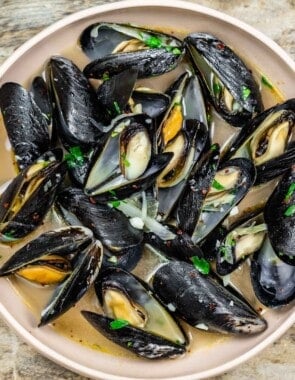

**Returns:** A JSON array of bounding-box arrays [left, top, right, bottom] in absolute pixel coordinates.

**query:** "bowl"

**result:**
[[0, 1, 294, 379]]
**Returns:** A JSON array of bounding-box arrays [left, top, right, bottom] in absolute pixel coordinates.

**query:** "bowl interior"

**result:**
[[0, 2, 294, 380]]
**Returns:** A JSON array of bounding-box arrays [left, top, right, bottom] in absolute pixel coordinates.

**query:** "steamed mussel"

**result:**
[[0, 19, 294, 365]]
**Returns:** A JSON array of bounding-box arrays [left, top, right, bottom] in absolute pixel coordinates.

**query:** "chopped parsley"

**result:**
[[191, 256, 210, 275], [109, 200, 121, 208], [210, 143, 218, 151], [113, 101, 121, 115], [241, 86, 251, 100], [64, 146, 84, 168], [111, 130, 120, 138], [144, 35, 162, 48], [261, 75, 274, 89], [127, 341, 133, 347], [102, 72, 110, 81], [108, 190, 117, 197], [284, 204, 295, 217], [109, 319, 129, 330], [212, 179, 225, 191], [121, 152, 131, 167], [172, 47, 182, 55], [213, 82, 222, 96], [284, 183, 295, 202]]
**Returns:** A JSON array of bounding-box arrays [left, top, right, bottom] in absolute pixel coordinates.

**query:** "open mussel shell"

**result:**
[[192, 157, 256, 244], [176, 144, 220, 235], [0, 149, 66, 243], [46, 56, 104, 150], [223, 99, 295, 167], [0, 82, 50, 170], [152, 261, 267, 334], [215, 214, 267, 275], [264, 165, 295, 265], [81, 23, 184, 79], [82, 312, 185, 359], [251, 236, 295, 307], [84, 114, 173, 201], [101, 244, 143, 272], [96, 68, 138, 124], [85, 267, 187, 358], [40, 239, 103, 326], [131, 88, 170, 121], [0, 226, 93, 278], [184, 33, 262, 127], [57, 187, 143, 255]]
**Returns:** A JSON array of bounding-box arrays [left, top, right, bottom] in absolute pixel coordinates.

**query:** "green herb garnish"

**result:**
[[109, 200, 121, 208], [144, 35, 162, 48], [213, 82, 222, 95], [108, 189, 117, 197], [284, 204, 295, 217], [113, 101, 121, 115], [191, 256, 210, 275], [127, 341, 133, 347], [261, 75, 274, 89], [172, 47, 182, 55], [64, 146, 84, 168], [102, 72, 110, 81], [121, 153, 131, 167], [109, 319, 129, 330], [284, 183, 295, 202], [212, 179, 225, 191], [210, 143, 218, 151], [241, 86, 251, 100], [111, 130, 119, 138]]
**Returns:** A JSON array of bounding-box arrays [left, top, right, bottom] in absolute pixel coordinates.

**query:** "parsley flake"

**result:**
[[144, 35, 162, 48], [241, 86, 251, 100], [113, 101, 121, 115], [102, 72, 110, 81], [64, 146, 84, 168], [212, 179, 225, 191], [284, 183, 295, 202], [284, 204, 295, 217], [127, 341, 133, 347], [121, 153, 131, 167], [109, 319, 129, 330], [172, 47, 182, 55], [213, 82, 222, 95], [191, 256, 210, 275], [261, 75, 273, 89]]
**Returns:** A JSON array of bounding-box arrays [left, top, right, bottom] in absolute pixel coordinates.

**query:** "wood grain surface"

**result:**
[[0, 1, 294, 379]]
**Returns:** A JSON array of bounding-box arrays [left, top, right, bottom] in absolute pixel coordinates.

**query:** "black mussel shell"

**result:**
[[96, 68, 138, 124], [215, 214, 267, 275], [80, 22, 184, 60], [152, 261, 267, 334], [264, 165, 295, 265], [57, 187, 143, 254], [223, 98, 295, 164], [131, 89, 170, 121], [0, 226, 93, 276], [192, 157, 256, 244], [0, 149, 66, 242], [30, 76, 52, 125], [39, 239, 103, 326], [94, 267, 187, 349], [251, 236, 295, 307], [176, 143, 220, 235], [0, 82, 50, 170], [185, 33, 262, 127], [46, 56, 104, 149], [81, 312, 185, 359], [101, 244, 143, 272], [84, 48, 183, 80]]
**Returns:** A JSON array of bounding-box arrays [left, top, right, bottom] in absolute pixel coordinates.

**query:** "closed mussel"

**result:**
[[82, 23, 185, 79], [0, 82, 50, 170], [81, 267, 187, 359], [152, 261, 267, 334]]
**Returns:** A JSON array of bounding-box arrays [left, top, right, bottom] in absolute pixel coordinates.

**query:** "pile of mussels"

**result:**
[[0, 23, 295, 359]]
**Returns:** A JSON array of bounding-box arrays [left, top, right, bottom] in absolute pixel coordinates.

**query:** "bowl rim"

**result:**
[[0, 1, 294, 379]]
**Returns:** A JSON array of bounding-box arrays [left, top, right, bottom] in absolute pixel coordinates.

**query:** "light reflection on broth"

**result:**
[[0, 27, 286, 358]]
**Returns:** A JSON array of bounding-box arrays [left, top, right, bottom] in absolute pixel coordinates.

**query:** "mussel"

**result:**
[[0, 149, 66, 242], [152, 261, 267, 334], [82, 267, 187, 359], [81, 23, 185, 79], [0, 226, 103, 325], [0, 82, 50, 170], [185, 33, 263, 127]]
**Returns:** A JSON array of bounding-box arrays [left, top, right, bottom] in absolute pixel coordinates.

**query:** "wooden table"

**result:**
[[0, 1, 294, 379]]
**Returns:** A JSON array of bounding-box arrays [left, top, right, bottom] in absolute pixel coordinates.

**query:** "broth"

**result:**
[[0, 26, 286, 359]]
